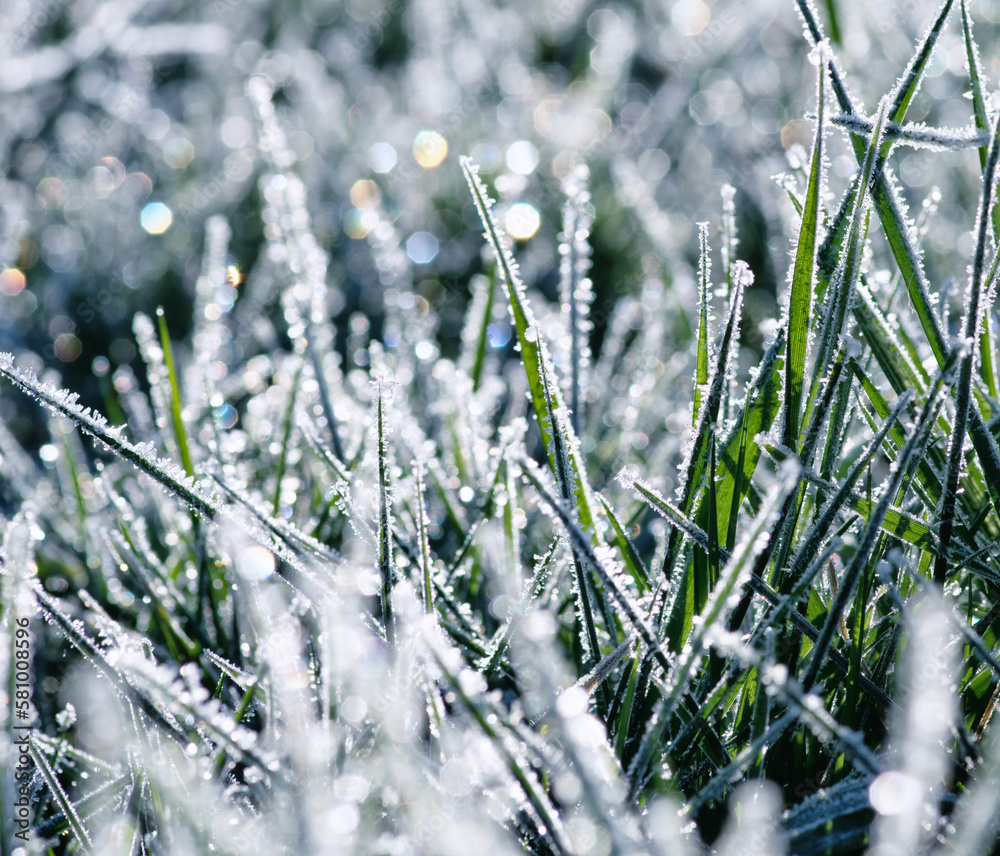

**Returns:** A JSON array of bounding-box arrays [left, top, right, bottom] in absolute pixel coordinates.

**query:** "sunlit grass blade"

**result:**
[[157, 307, 195, 479], [694, 222, 711, 425], [714, 327, 786, 553], [460, 272, 497, 392], [796, 0, 952, 370], [784, 54, 826, 450], [659, 262, 748, 598], [373, 374, 397, 645], [559, 164, 594, 437], [807, 97, 887, 418], [461, 156, 598, 535], [886, 0, 956, 128], [413, 460, 434, 614], [0, 354, 218, 519], [537, 347, 605, 672], [961, 0, 1000, 400], [761, 348, 847, 593]]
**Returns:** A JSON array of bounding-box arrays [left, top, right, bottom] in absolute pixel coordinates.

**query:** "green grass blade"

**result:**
[[628, 471, 794, 791], [783, 390, 913, 591], [804, 368, 952, 689], [461, 156, 598, 536], [599, 495, 650, 595], [886, 0, 956, 128], [414, 460, 434, 614], [30, 737, 93, 853], [725, 387, 752, 553], [659, 262, 748, 587], [707, 435, 720, 588], [462, 272, 497, 392], [961, 0, 1000, 399], [520, 458, 671, 674], [808, 97, 887, 417], [694, 222, 711, 425], [157, 308, 195, 479], [715, 327, 786, 553], [537, 345, 606, 672], [373, 376, 396, 645], [854, 280, 929, 393], [784, 56, 826, 450]]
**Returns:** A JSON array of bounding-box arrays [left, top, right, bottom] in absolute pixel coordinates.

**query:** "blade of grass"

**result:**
[[694, 222, 711, 425], [962, 0, 1000, 401], [598, 495, 650, 595], [659, 262, 748, 599], [461, 156, 598, 536], [373, 375, 396, 646], [271, 356, 303, 517], [785, 54, 826, 450], [157, 308, 195, 479], [628, 470, 796, 793], [30, 737, 93, 853], [807, 97, 887, 421]]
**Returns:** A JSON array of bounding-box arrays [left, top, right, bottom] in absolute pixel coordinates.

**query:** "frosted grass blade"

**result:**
[[694, 222, 711, 425], [808, 97, 887, 415], [30, 737, 93, 852], [559, 164, 594, 437], [157, 308, 195, 479], [785, 55, 826, 450], [461, 156, 599, 536], [373, 375, 397, 646]]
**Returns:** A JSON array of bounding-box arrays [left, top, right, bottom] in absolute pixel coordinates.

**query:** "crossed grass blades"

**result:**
[[5, 1, 1000, 853]]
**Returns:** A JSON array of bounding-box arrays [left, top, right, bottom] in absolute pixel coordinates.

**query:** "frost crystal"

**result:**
[[615, 467, 638, 491]]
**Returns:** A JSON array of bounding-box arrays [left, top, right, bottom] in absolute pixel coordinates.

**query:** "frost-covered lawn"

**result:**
[[3, 1, 1000, 854]]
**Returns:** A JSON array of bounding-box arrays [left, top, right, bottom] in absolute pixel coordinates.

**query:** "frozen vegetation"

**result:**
[[4, 0, 1000, 853]]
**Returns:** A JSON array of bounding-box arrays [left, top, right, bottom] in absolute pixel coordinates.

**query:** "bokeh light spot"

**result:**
[[406, 231, 439, 264], [235, 545, 275, 581], [413, 131, 448, 168], [672, 0, 710, 36], [350, 179, 382, 210], [0, 268, 26, 296], [506, 140, 539, 175], [54, 333, 82, 362], [368, 142, 397, 173], [140, 202, 173, 235], [163, 138, 195, 169], [344, 209, 379, 239], [505, 203, 540, 240]]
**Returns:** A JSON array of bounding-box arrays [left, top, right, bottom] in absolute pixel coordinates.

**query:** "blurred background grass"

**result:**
[[2, 0, 999, 446]]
